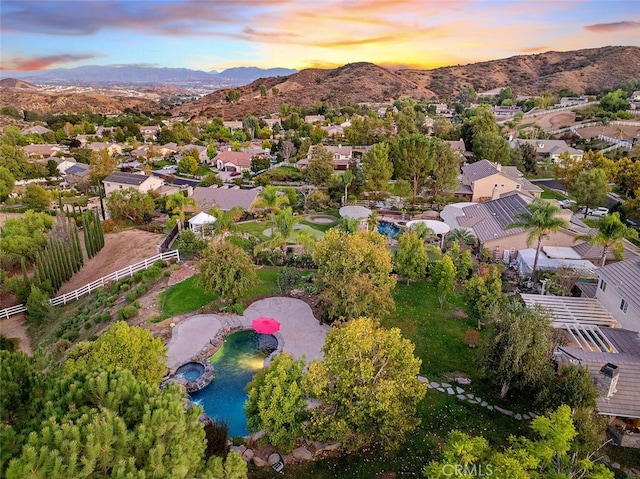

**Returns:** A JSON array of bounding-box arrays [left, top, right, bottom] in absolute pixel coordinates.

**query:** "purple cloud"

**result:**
[[1, 53, 98, 71], [585, 21, 640, 32]]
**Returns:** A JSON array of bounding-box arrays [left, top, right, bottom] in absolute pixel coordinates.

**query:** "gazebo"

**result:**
[[405, 219, 450, 248], [339, 205, 371, 230], [187, 211, 217, 238]]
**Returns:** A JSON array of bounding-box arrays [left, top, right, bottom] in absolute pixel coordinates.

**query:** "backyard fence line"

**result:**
[[0, 250, 180, 320]]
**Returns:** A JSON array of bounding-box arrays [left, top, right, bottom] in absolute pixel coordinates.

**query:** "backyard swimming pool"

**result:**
[[377, 220, 400, 239], [189, 330, 277, 437]]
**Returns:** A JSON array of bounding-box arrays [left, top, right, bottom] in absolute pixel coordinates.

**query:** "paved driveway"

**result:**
[[166, 297, 329, 368]]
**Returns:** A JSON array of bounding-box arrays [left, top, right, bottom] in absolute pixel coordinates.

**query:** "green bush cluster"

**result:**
[[117, 305, 139, 320]]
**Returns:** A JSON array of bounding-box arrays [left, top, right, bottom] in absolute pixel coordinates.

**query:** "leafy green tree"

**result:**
[[574, 211, 638, 266], [106, 188, 156, 224], [520, 142, 538, 174], [197, 240, 258, 301], [339, 169, 353, 206], [89, 148, 118, 185], [614, 156, 640, 196], [445, 241, 474, 280], [198, 173, 223, 187], [2, 356, 245, 479], [25, 284, 52, 323], [506, 198, 567, 279], [424, 405, 613, 479], [393, 133, 434, 200], [312, 229, 396, 322], [427, 139, 460, 198], [430, 255, 457, 308], [21, 184, 51, 211], [226, 89, 240, 103], [394, 231, 428, 284], [166, 192, 198, 228], [0, 166, 15, 201], [65, 321, 166, 385], [361, 142, 393, 192], [536, 363, 599, 411], [304, 145, 334, 186], [569, 168, 609, 216], [473, 131, 510, 164], [178, 155, 199, 175], [253, 185, 289, 212], [0, 211, 53, 266], [305, 317, 426, 451], [245, 353, 306, 452], [482, 301, 554, 398], [250, 155, 271, 174], [599, 89, 629, 113]]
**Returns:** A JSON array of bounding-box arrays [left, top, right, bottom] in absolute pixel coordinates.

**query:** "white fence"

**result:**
[[0, 250, 180, 319], [597, 135, 632, 149]]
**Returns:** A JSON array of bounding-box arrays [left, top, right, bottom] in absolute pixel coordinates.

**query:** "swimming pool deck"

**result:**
[[166, 297, 330, 369]]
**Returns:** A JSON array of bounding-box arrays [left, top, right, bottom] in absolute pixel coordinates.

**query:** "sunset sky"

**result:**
[[1, 0, 638, 72]]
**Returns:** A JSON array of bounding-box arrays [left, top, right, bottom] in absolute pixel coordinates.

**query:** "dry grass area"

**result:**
[[578, 124, 640, 140], [531, 111, 577, 131], [58, 229, 165, 295]]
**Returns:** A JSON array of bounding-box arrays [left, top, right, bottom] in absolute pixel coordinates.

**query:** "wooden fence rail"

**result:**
[[1, 250, 180, 319]]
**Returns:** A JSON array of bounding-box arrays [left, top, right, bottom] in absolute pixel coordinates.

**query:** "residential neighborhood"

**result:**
[[2, 33, 640, 479]]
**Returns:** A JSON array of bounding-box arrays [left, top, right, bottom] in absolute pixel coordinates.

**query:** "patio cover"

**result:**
[[521, 293, 619, 328]]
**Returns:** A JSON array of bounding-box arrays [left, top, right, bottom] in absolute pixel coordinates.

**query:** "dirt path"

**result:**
[[58, 229, 164, 295], [0, 314, 32, 354]]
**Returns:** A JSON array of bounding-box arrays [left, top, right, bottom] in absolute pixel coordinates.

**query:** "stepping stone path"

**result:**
[[421, 377, 538, 421]]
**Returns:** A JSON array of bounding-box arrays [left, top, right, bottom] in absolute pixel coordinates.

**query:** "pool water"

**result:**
[[377, 220, 400, 239], [189, 330, 277, 437], [176, 362, 205, 382]]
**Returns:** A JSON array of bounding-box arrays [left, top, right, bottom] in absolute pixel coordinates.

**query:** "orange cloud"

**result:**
[[585, 21, 640, 32], [1, 54, 97, 71]]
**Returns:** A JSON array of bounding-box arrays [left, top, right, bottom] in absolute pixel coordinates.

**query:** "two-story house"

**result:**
[[457, 160, 542, 202], [595, 259, 640, 332], [297, 145, 353, 171], [103, 171, 164, 197]]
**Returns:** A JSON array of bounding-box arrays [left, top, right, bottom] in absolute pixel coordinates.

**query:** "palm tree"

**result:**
[[506, 198, 568, 278], [340, 170, 353, 206], [367, 211, 379, 232], [166, 192, 197, 231], [209, 206, 244, 236], [253, 185, 289, 212], [254, 207, 296, 259], [445, 228, 476, 249], [574, 212, 638, 266]]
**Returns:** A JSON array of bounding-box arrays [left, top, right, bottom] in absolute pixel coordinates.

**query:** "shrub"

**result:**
[[463, 330, 481, 348], [84, 321, 92, 330], [117, 305, 138, 320], [277, 267, 304, 294], [229, 302, 245, 315], [204, 420, 229, 458]]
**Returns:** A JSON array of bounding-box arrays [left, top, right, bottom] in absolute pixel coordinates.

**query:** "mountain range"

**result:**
[[0, 65, 298, 88]]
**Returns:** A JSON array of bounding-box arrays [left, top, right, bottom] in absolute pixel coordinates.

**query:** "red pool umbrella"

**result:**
[[252, 317, 280, 334]]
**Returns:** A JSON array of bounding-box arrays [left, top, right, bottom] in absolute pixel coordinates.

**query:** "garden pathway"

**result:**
[[417, 376, 539, 421]]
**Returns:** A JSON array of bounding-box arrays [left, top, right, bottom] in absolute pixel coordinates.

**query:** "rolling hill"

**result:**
[[175, 46, 640, 120]]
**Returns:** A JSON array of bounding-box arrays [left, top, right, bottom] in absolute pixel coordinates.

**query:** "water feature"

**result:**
[[377, 220, 400, 239], [189, 330, 277, 437], [176, 362, 205, 382]]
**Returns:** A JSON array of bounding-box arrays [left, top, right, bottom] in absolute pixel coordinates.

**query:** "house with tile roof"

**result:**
[[191, 186, 261, 212], [103, 171, 164, 197], [456, 160, 542, 202], [511, 139, 583, 162], [214, 150, 253, 172], [22, 144, 62, 159], [595, 258, 640, 332], [444, 194, 578, 261]]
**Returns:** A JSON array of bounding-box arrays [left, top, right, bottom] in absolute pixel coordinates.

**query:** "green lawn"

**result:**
[[159, 267, 279, 316], [539, 185, 568, 201], [251, 280, 529, 479], [263, 223, 325, 242]]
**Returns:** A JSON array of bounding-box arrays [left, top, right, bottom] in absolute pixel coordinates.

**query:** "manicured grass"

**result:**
[[235, 221, 270, 241], [263, 223, 325, 242], [159, 268, 279, 316], [159, 276, 219, 316], [539, 185, 568, 201]]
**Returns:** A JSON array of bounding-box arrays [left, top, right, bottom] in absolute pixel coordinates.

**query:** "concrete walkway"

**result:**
[[166, 297, 330, 369]]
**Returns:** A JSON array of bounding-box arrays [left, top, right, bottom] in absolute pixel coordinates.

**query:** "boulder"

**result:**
[[229, 445, 244, 455], [252, 456, 267, 467], [242, 448, 254, 461], [248, 430, 266, 442], [268, 453, 282, 466], [291, 446, 313, 462]]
